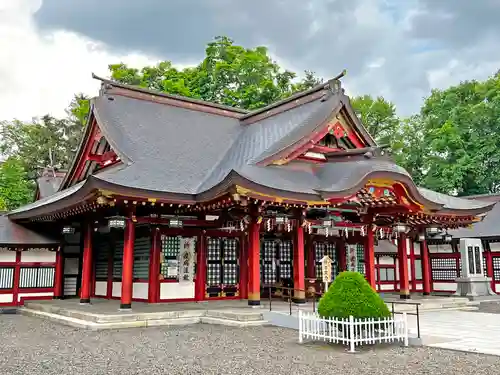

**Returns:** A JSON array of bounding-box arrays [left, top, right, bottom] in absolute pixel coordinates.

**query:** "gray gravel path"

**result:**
[[476, 301, 500, 314], [1, 315, 499, 375]]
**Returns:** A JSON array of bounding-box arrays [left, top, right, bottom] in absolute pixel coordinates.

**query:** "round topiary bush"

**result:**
[[317, 271, 391, 320]]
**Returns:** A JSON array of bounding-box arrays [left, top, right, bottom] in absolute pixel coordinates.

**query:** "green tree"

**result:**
[[109, 36, 322, 110], [0, 158, 35, 210], [418, 73, 500, 196], [351, 95, 400, 148], [0, 110, 85, 178]]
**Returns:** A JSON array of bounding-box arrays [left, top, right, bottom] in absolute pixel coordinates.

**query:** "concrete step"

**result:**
[[20, 304, 267, 330]]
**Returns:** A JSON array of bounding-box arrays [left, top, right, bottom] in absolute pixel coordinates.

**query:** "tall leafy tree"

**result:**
[[0, 106, 85, 178], [109, 36, 322, 110], [418, 73, 500, 196], [351, 95, 400, 148], [0, 158, 34, 210]]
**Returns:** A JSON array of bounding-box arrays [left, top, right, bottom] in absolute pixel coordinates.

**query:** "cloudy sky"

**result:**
[[1, 0, 500, 121]]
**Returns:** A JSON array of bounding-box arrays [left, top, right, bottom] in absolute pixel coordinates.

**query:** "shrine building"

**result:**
[[0, 74, 495, 309]]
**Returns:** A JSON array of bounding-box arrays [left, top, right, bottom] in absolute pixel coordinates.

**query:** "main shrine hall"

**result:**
[[0, 74, 495, 308]]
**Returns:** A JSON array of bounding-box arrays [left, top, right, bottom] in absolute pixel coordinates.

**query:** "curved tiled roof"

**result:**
[[7, 77, 496, 219]]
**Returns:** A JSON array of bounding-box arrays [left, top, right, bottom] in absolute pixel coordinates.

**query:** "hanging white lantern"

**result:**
[[393, 223, 408, 233], [286, 222, 291, 232], [266, 219, 271, 231], [108, 216, 126, 229], [379, 228, 385, 239], [360, 226, 366, 237], [444, 233, 453, 242], [240, 220, 245, 231], [344, 227, 348, 238], [426, 226, 440, 235], [325, 227, 329, 237], [307, 222, 312, 234]]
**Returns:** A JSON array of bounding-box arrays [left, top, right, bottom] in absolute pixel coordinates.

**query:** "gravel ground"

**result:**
[[1, 315, 499, 375], [476, 301, 500, 314]]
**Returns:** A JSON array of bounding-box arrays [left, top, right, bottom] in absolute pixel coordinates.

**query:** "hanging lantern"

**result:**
[[108, 216, 126, 229], [344, 227, 348, 238], [379, 228, 385, 239], [325, 227, 329, 237], [286, 222, 291, 232], [393, 223, 408, 233], [360, 226, 366, 237], [275, 215, 286, 225], [307, 222, 312, 234], [240, 220, 245, 231], [168, 218, 183, 228], [443, 233, 453, 242], [61, 226, 75, 234], [426, 226, 440, 235]]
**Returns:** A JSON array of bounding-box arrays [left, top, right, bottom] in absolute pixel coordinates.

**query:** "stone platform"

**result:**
[[19, 299, 271, 330]]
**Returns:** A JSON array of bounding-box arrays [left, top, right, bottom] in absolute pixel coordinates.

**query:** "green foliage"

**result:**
[[0, 111, 85, 179], [317, 271, 391, 319], [415, 74, 500, 196], [109, 36, 322, 110], [351, 95, 400, 148], [0, 158, 35, 210]]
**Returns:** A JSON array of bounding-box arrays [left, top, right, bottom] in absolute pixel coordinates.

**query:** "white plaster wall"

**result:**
[[160, 282, 195, 300], [490, 243, 500, 251], [112, 282, 122, 298], [95, 281, 107, 296], [133, 282, 149, 300], [0, 294, 13, 303], [433, 282, 456, 292], [413, 243, 421, 255], [379, 284, 395, 291], [21, 250, 56, 263], [378, 256, 394, 265], [0, 250, 16, 263], [18, 292, 53, 302]]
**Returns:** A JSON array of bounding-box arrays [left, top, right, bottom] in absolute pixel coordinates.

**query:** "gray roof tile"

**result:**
[[0, 216, 58, 245]]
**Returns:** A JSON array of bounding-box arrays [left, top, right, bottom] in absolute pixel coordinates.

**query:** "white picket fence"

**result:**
[[298, 310, 409, 352]]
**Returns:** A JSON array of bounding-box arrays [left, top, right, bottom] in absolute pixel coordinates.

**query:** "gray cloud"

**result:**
[[34, 0, 500, 115]]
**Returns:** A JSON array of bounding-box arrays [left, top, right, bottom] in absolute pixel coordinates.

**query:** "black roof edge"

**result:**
[[240, 70, 347, 121], [92, 73, 249, 115]]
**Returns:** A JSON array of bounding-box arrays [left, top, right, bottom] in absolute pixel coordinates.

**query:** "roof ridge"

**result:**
[[92, 73, 249, 115], [241, 70, 347, 121]]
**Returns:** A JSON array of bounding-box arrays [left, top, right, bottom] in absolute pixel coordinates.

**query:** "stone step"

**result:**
[[19, 306, 267, 330]]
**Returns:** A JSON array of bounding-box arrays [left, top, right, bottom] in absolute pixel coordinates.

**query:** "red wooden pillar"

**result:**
[[398, 233, 410, 299], [364, 227, 376, 289], [12, 251, 21, 306], [420, 239, 431, 295], [53, 248, 64, 299], [247, 217, 261, 306], [306, 235, 315, 279], [337, 237, 347, 272], [80, 222, 93, 304], [195, 233, 207, 301], [293, 225, 306, 303], [120, 218, 135, 309], [409, 241, 417, 292], [239, 232, 248, 300], [148, 227, 161, 303]]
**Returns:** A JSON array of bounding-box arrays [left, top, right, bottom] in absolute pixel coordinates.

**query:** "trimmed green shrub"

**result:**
[[317, 271, 391, 319]]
